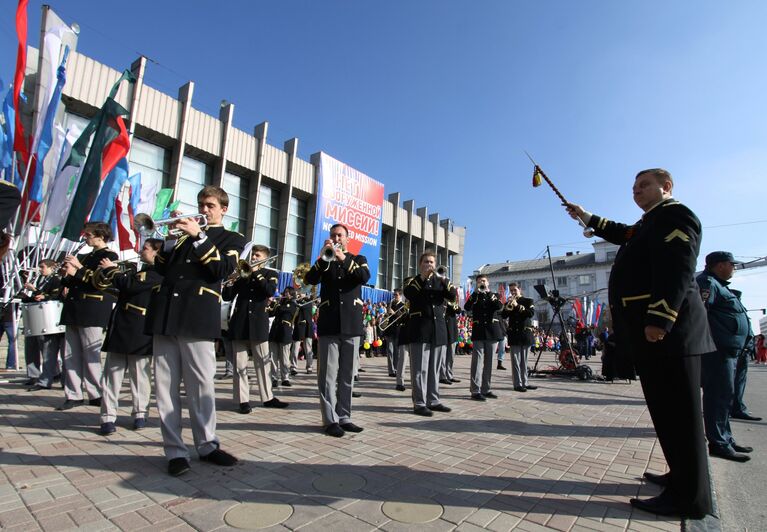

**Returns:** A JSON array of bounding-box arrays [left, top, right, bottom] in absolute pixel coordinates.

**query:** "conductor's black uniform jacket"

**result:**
[[146, 225, 245, 339], [404, 274, 458, 346], [587, 198, 715, 358], [464, 291, 504, 341]]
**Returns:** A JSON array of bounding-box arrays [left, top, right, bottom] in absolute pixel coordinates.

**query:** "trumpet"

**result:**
[[134, 212, 208, 238], [321, 243, 342, 262], [477, 283, 489, 293], [435, 265, 448, 278]]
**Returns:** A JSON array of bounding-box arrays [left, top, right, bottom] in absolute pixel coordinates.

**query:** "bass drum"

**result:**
[[558, 348, 579, 371], [220, 300, 232, 331], [22, 301, 66, 336]]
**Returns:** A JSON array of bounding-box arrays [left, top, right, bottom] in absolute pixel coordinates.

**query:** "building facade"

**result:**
[[21, 46, 465, 290], [473, 241, 619, 329]]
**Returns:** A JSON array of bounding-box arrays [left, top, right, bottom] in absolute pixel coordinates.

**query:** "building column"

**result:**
[[212, 101, 235, 187], [276, 138, 299, 271], [386, 192, 401, 290], [245, 121, 269, 242], [168, 82, 194, 199]]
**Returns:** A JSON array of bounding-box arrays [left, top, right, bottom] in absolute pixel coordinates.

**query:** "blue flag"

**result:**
[[89, 157, 129, 222]]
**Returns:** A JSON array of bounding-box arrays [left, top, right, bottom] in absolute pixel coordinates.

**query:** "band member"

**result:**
[[223, 244, 288, 415], [146, 186, 245, 477], [291, 294, 315, 374], [58, 222, 119, 410], [95, 239, 163, 435], [394, 302, 410, 392], [502, 283, 537, 392], [464, 274, 503, 401], [304, 223, 370, 437], [439, 299, 461, 385], [383, 289, 404, 377], [565, 168, 714, 518], [269, 287, 297, 386], [23, 259, 64, 391], [403, 250, 457, 416]]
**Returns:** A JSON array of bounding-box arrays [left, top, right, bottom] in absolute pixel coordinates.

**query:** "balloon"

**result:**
[[458, 342, 464, 348], [363, 342, 370, 350], [374, 339, 382, 347]]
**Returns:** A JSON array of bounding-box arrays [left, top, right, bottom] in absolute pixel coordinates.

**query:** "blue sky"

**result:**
[[1, 1, 765, 329]]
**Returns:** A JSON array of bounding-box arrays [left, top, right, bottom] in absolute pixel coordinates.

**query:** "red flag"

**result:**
[[13, 0, 29, 162], [101, 116, 130, 180], [114, 182, 138, 251], [572, 298, 583, 322]]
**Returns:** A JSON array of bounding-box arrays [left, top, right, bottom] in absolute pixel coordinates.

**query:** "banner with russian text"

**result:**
[[311, 152, 384, 283]]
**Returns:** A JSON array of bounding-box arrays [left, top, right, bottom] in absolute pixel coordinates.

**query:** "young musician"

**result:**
[[146, 186, 245, 476], [23, 259, 63, 391], [223, 244, 288, 414], [403, 250, 458, 416], [95, 239, 163, 435], [58, 222, 119, 410], [501, 283, 537, 392], [269, 287, 297, 387], [291, 293, 315, 374], [304, 223, 370, 437], [464, 274, 503, 401]]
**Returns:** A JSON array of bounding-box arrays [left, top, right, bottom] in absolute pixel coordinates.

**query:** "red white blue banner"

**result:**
[[311, 152, 384, 282]]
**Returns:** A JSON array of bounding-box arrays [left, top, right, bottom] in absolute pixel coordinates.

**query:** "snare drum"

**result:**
[[21, 301, 66, 336], [220, 300, 232, 331]]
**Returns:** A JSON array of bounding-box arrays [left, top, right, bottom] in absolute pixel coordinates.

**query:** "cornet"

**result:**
[[435, 265, 448, 278], [477, 283, 489, 293], [134, 213, 208, 238], [321, 243, 342, 262]]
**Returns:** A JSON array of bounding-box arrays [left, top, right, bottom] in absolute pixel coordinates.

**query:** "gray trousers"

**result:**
[[410, 342, 445, 408], [25, 336, 41, 378], [291, 338, 314, 371], [317, 335, 358, 426], [153, 335, 218, 460], [100, 352, 152, 423], [232, 340, 273, 404], [386, 336, 398, 375], [440, 341, 456, 381], [64, 325, 103, 401], [34, 334, 63, 388], [470, 340, 497, 395], [510, 344, 530, 388], [396, 343, 410, 387], [270, 342, 291, 381]]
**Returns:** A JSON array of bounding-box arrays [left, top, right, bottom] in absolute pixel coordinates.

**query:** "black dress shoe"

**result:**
[[214, 373, 233, 381], [643, 471, 670, 487], [439, 379, 452, 385], [27, 384, 52, 392], [709, 446, 750, 462], [289, 369, 298, 376], [429, 404, 452, 413], [238, 402, 253, 414], [271, 379, 279, 387], [56, 399, 84, 411], [471, 393, 486, 401], [325, 423, 345, 437], [731, 443, 753, 453], [630, 495, 707, 519], [88, 397, 102, 407], [451, 378, 461, 383], [731, 412, 762, 421], [263, 397, 289, 408], [340, 422, 363, 433], [388, 373, 396, 377], [168, 458, 191, 477], [23, 378, 37, 386], [99, 422, 116, 435], [483, 392, 498, 399], [497, 364, 507, 370], [352, 391, 362, 398], [414, 406, 433, 416], [281, 380, 292, 387], [395, 384, 406, 391], [513, 386, 527, 392], [200, 448, 238, 466], [524, 385, 538, 390]]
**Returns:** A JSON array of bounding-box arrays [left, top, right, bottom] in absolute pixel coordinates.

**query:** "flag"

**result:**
[[1, 83, 22, 187], [532, 165, 543, 187], [150, 188, 173, 220], [498, 282, 506, 304], [572, 297, 583, 322], [41, 128, 77, 232], [127, 172, 141, 214], [113, 181, 137, 251], [593, 301, 603, 327], [12, 0, 29, 162], [30, 48, 69, 203], [90, 157, 129, 222]]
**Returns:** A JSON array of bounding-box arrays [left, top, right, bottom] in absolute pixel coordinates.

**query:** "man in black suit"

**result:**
[[501, 283, 537, 392], [464, 275, 503, 401], [566, 168, 715, 519], [304, 224, 370, 437]]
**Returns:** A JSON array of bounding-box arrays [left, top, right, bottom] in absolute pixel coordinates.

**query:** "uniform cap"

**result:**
[[705, 251, 736, 265]]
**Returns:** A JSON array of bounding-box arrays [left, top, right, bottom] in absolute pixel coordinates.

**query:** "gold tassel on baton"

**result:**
[[525, 151, 595, 238]]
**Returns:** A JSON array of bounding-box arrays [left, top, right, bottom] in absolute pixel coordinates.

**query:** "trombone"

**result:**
[[134, 212, 208, 238], [380, 303, 408, 333], [224, 255, 279, 285]]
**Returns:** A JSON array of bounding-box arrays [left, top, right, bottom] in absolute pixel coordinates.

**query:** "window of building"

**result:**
[[378, 229, 389, 290], [393, 233, 404, 289], [283, 196, 307, 272], [254, 185, 281, 254], [177, 156, 211, 215], [579, 274, 592, 285], [606, 250, 617, 261], [128, 138, 170, 215], [536, 278, 547, 287], [222, 171, 248, 233], [557, 276, 568, 287], [409, 238, 419, 277]]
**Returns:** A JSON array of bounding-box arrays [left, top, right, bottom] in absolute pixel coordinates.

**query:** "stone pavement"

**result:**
[[0, 351, 691, 531]]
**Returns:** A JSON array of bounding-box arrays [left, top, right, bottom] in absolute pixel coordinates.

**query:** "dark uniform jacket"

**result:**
[[60, 247, 119, 328], [146, 225, 245, 339], [304, 253, 370, 336], [404, 274, 458, 346], [587, 198, 715, 358], [501, 296, 535, 346], [100, 265, 163, 356], [464, 291, 504, 341], [292, 299, 314, 341], [382, 299, 405, 339], [269, 299, 297, 343], [22, 274, 62, 302], [223, 267, 278, 343], [696, 271, 752, 355], [445, 301, 459, 345]]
